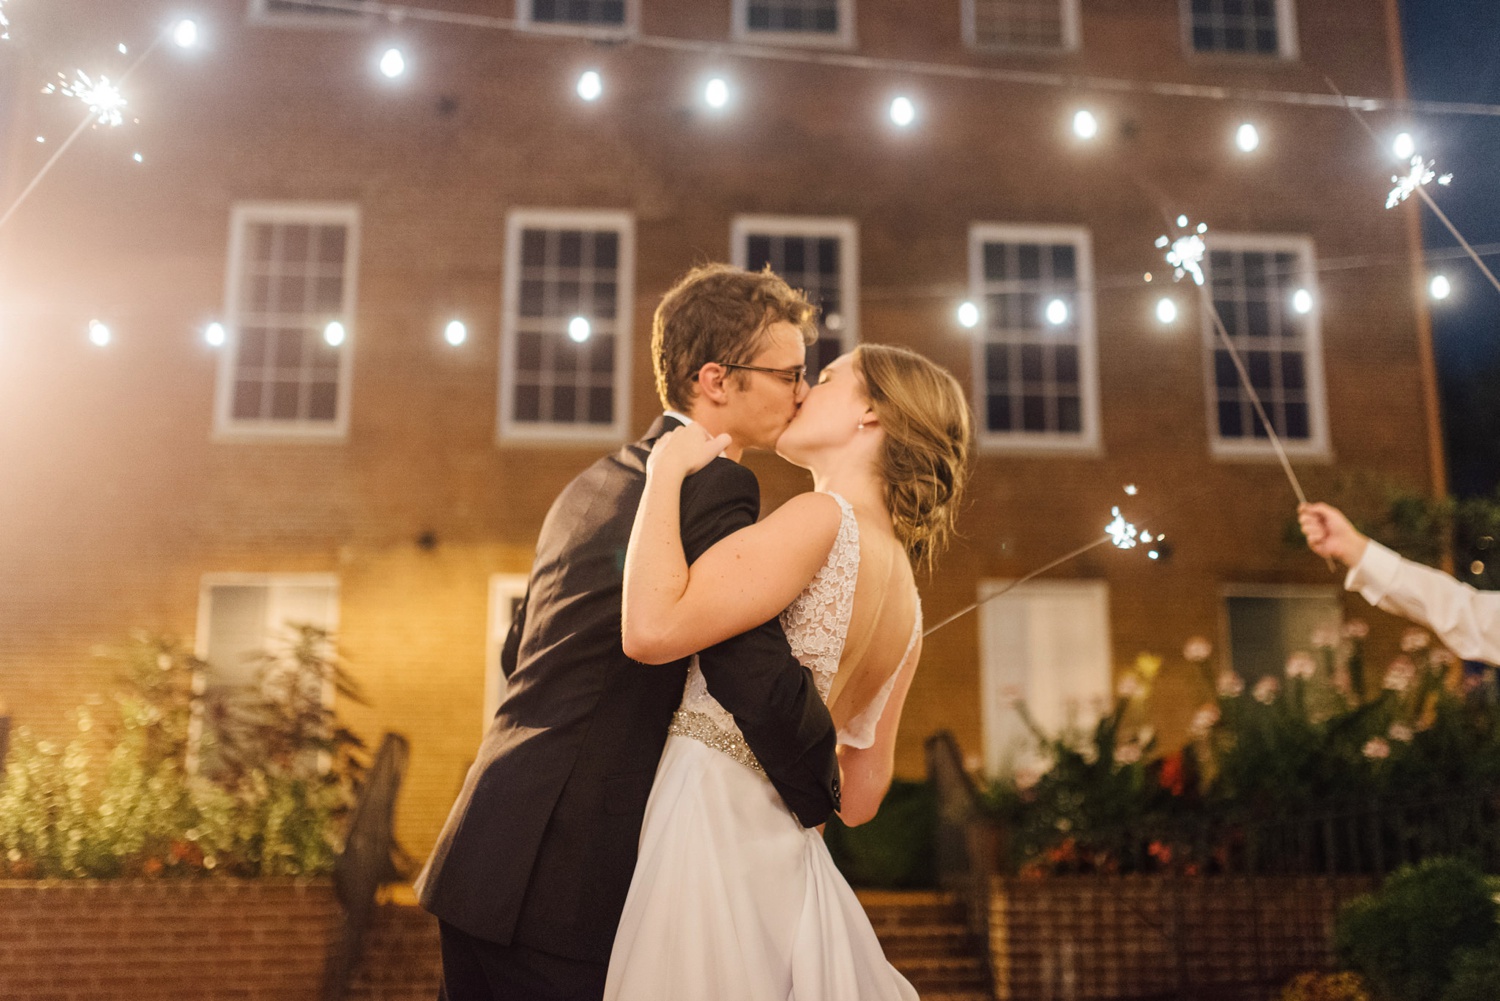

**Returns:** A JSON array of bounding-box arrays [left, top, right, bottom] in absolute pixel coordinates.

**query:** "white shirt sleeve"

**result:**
[[1346, 540, 1500, 666]]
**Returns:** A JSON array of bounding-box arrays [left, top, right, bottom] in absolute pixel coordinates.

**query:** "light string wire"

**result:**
[[1326, 76, 1500, 298], [290, 0, 1500, 119], [0, 33, 168, 232]]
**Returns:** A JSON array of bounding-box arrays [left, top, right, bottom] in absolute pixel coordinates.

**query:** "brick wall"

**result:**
[[0, 879, 340, 1001], [987, 874, 1375, 1000]]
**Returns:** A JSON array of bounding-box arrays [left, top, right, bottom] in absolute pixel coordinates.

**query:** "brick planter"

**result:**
[[0, 878, 340, 1001], [988, 874, 1374, 1000]]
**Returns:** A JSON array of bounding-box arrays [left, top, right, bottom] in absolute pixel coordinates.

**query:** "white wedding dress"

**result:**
[[604, 493, 921, 1001]]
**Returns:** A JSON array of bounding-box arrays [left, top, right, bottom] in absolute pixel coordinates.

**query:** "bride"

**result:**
[[606, 344, 973, 1000]]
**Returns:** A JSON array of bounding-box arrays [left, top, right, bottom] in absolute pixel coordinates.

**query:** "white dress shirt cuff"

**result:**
[[1346, 539, 1405, 607]]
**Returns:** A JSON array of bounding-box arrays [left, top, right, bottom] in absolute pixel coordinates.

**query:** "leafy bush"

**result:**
[[824, 779, 937, 888], [1442, 941, 1500, 1001], [1279, 972, 1373, 1001], [0, 627, 366, 879], [1335, 857, 1500, 1001]]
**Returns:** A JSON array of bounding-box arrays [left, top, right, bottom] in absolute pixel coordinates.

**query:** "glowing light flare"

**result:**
[[1393, 132, 1415, 160], [1292, 289, 1314, 315], [568, 316, 592, 343], [46, 72, 128, 128], [88, 320, 111, 346], [1235, 122, 1260, 152], [889, 96, 916, 128], [205, 322, 226, 347], [704, 77, 729, 109], [379, 47, 407, 79], [1156, 218, 1210, 287], [1430, 274, 1452, 300], [1044, 298, 1069, 326], [132, 152, 143, 163], [1155, 297, 1179, 324], [1124, 484, 1138, 496], [1073, 109, 1099, 139], [323, 321, 347, 347], [445, 320, 467, 346], [1387, 156, 1452, 210], [172, 19, 199, 49], [576, 70, 602, 102], [1106, 507, 1139, 550], [957, 301, 980, 329]]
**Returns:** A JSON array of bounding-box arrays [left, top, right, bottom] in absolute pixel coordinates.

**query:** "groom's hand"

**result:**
[[648, 426, 732, 480]]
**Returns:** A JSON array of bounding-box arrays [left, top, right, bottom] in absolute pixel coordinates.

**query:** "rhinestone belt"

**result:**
[[668, 709, 765, 775]]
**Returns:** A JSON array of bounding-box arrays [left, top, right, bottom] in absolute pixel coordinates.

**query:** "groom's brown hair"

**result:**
[[652, 264, 818, 412]]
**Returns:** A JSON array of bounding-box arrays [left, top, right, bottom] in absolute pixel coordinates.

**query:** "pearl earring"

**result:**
[[857, 420, 865, 431]]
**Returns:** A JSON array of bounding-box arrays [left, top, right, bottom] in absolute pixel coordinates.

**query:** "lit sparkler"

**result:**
[[1106, 507, 1138, 549], [1155, 215, 1209, 287], [45, 72, 128, 127], [1386, 155, 1452, 210]]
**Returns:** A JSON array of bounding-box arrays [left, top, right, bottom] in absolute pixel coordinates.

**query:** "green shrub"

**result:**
[[1335, 857, 1500, 1001], [1442, 941, 1500, 1001], [824, 779, 937, 889]]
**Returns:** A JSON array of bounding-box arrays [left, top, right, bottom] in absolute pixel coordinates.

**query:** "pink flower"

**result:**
[[1116, 673, 1142, 700], [1189, 704, 1221, 738], [1311, 625, 1339, 649], [1400, 629, 1431, 653], [1182, 637, 1213, 664], [1342, 619, 1370, 640], [1285, 652, 1317, 680], [1253, 676, 1280, 705], [1388, 723, 1414, 743], [1384, 657, 1417, 693], [1216, 671, 1246, 698], [1362, 738, 1391, 760]]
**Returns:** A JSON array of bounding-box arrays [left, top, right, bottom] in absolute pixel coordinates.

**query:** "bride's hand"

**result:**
[[648, 426, 732, 479]]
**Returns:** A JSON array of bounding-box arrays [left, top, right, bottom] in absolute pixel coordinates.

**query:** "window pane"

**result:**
[[1188, 0, 1281, 54], [746, 0, 840, 34], [738, 225, 850, 382], [971, 0, 1068, 50], [531, 0, 625, 25]]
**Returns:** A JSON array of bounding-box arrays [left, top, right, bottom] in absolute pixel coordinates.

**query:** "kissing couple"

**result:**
[[416, 263, 974, 1000]]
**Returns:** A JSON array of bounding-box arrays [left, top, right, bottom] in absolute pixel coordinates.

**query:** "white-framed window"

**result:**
[[731, 216, 858, 383], [963, 0, 1080, 52], [247, 0, 370, 27], [216, 203, 360, 440], [485, 574, 531, 724], [499, 209, 635, 443], [978, 579, 1112, 777], [1181, 0, 1298, 58], [732, 0, 855, 48], [518, 0, 634, 35], [968, 223, 1100, 453], [195, 574, 340, 693], [1201, 233, 1329, 460], [1221, 585, 1340, 681]]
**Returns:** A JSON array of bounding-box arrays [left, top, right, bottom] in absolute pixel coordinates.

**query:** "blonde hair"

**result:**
[[652, 264, 818, 412], [853, 344, 973, 571]]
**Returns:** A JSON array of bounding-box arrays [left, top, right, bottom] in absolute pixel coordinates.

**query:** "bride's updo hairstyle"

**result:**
[[853, 345, 973, 571]]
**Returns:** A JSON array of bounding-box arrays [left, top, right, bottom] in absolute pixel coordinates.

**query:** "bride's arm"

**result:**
[[622, 427, 842, 665], [835, 634, 922, 827]]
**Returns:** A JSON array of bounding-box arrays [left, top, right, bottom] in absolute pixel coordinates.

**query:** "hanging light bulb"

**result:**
[[445, 320, 467, 346], [324, 321, 347, 346], [568, 316, 592, 343], [1292, 289, 1314, 315], [577, 70, 603, 102], [1430, 274, 1452, 300], [704, 77, 730, 109], [1156, 298, 1178, 324], [1235, 122, 1260, 152], [957, 301, 980, 329], [1045, 299, 1069, 326], [889, 96, 916, 128], [88, 320, 111, 346], [172, 19, 199, 49], [205, 322, 226, 347], [1072, 109, 1099, 140], [379, 47, 407, 79], [1393, 132, 1416, 160]]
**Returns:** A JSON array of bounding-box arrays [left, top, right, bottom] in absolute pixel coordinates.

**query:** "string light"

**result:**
[[445, 319, 467, 345], [1430, 274, 1452, 300], [1, 0, 9, 41], [88, 320, 111, 347], [576, 70, 602, 102], [1292, 288, 1314, 314], [1072, 109, 1099, 140], [379, 47, 407, 79], [568, 316, 592, 343], [45, 72, 128, 128], [1155, 298, 1178, 324], [172, 19, 199, 49], [204, 322, 226, 347], [889, 96, 916, 127], [703, 77, 730, 109], [324, 321, 347, 346], [957, 301, 980, 329], [132, 152, 143, 163], [1235, 122, 1260, 152], [1393, 132, 1416, 160], [1044, 298, 1069, 326]]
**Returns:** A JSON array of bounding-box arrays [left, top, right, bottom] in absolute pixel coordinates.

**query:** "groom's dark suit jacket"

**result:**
[[416, 416, 841, 964]]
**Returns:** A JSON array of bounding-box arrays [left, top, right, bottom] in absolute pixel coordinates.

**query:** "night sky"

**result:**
[[1399, 0, 1500, 498]]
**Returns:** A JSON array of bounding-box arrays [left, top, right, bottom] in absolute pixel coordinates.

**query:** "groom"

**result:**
[[416, 264, 842, 1000]]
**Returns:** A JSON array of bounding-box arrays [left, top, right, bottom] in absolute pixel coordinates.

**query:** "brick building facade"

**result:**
[[1, 0, 1440, 856]]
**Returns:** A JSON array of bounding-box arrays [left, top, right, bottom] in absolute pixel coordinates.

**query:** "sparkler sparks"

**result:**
[[1, 0, 10, 41], [1386, 155, 1452, 210], [45, 72, 128, 128], [1106, 507, 1140, 549], [1155, 217, 1210, 287]]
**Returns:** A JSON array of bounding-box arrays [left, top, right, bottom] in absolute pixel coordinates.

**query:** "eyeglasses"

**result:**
[[715, 363, 807, 391]]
